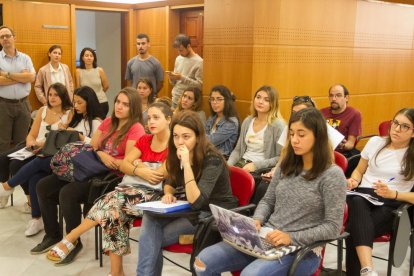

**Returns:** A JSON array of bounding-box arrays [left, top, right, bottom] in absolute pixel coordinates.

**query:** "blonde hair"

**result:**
[[250, 85, 283, 124]]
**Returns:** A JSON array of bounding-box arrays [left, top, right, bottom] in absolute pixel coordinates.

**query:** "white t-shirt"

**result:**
[[242, 118, 267, 162], [49, 63, 66, 86], [72, 118, 101, 144], [359, 136, 414, 192]]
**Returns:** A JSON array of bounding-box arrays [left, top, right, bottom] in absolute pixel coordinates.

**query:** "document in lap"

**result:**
[[209, 204, 300, 260], [135, 200, 191, 213]]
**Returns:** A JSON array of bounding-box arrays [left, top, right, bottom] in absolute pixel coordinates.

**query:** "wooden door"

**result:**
[[180, 9, 204, 57]]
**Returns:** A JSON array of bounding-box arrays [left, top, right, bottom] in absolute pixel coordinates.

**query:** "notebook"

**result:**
[[209, 204, 300, 260], [134, 200, 191, 213]]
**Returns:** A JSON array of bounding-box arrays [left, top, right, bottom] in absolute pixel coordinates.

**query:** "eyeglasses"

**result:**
[[0, 34, 13, 40], [209, 97, 225, 103], [391, 119, 413, 132]]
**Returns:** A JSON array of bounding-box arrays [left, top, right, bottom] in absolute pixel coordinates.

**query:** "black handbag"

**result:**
[[41, 130, 80, 156], [72, 150, 110, 182]]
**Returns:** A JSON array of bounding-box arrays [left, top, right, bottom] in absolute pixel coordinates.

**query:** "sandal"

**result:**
[[54, 240, 83, 266], [46, 238, 76, 262]]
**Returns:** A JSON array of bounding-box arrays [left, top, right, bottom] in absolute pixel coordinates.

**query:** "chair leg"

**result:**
[[94, 226, 98, 260], [58, 206, 64, 236], [99, 226, 103, 267], [337, 240, 343, 276], [410, 231, 414, 276], [387, 241, 393, 276], [10, 193, 13, 206]]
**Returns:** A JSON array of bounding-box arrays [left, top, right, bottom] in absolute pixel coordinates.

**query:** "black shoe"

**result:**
[[54, 240, 83, 266], [30, 236, 62, 255]]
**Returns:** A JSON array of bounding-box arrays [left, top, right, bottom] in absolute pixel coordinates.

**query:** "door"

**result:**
[[180, 9, 204, 57]]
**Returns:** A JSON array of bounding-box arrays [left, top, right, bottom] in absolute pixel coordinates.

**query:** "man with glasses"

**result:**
[[0, 26, 35, 151], [320, 84, 362, 158], [168, 34, 203, 108], [125, 33, 164, 99]]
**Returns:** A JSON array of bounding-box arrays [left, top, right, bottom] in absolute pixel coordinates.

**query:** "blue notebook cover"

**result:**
[[135, 200, 191, 213]]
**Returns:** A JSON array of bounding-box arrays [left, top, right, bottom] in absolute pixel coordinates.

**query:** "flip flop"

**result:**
[[46, 238, 76, 262], [54, 241, 83, 266]]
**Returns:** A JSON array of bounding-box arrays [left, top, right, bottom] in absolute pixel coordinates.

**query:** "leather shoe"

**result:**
[[30, 236, 61, 255]]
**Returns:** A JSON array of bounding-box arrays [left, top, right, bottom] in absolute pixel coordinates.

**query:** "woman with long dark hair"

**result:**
[[34, 45, 74, 105], [194, 108, 347, 276], [0, 83, 73, 235], [137, 111, 238, 275], [346, 108, 414, 276], [30, 88, 145, 265], [205, 85, 239, 158], [76, 47, 109, 118]]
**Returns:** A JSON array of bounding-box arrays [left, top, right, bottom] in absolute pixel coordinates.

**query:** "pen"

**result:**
[[386, 177, 395, 183]]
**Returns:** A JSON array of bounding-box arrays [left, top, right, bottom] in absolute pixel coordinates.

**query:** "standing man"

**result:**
[[0, 26, 35, 152], [125, 33, 164, 99], [168, 34, 203, 108], [320, 84, 362, 158]]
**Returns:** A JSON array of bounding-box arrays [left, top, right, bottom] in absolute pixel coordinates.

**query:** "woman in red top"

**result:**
[[49, 102, 172, 276]]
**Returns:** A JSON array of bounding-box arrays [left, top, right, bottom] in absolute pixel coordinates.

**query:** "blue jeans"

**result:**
[[195, 241, 321, 276], [8, 157, 51, 218], [137, 213, 197, 276]]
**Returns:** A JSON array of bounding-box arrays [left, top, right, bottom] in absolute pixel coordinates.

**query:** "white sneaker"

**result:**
[[19, 202, 31, 214], [25, 218, 44, 237], [360, 267, 378, 276], [0, 184, 14, 198], [0, 196, 9, 209]]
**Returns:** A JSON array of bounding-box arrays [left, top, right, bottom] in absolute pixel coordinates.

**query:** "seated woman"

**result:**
[[137, 78, 155, 129], [227, 85, 285, 174], [205, 85, 239, 158], [174, 87, 206, 123], [31, 88, 145, 265], [346, 108, 414, 276], [194, 108, 347, 276], [137, 111, 238, 275], [45, 102, 171, 275], [0, 86, 100, 236]]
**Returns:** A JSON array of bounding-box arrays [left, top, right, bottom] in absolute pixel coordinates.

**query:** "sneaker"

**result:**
[[19, 202, 31, 214], [0, 196, 9, 209], [30, 235, 61, 255], [0, 183, 14, 197], [25, 218, 44, 237], [360, 267, 378, 276]]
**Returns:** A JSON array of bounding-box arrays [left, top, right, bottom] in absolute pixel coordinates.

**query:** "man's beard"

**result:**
[[330, 103, 340, 110]]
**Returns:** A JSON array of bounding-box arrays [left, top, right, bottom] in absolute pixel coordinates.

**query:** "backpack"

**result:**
[[50, 142, 94, 182]]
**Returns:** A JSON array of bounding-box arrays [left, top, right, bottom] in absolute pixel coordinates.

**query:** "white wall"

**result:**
[[76, 10, 122, 116]]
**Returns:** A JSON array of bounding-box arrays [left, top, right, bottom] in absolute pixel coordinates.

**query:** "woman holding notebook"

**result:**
[[346, 108, 414, 276], [194, 108, 347, 276], [137, 111, 238, 276]]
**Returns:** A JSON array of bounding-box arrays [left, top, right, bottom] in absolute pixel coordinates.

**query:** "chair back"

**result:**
[[229, 166, 255, 206], [334, 151, 348, 173], [379, 120, 391, 136]]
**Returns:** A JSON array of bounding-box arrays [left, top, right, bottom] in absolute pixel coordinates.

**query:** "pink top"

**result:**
[[98, 118, 145, 160], [136, 134, 168, 163]]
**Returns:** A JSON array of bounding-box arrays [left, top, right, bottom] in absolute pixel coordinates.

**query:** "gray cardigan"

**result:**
[[253, 166, 346, 246], [227, 116, 285, 170]]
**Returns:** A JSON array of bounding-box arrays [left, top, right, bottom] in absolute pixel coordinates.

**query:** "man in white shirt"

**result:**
[[0, 26, 35, 151], [168, 34, 203, 108]]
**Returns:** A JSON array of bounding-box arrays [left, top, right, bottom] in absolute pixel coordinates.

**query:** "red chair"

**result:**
[[162, 166, 256, 272], [334, 151, 348, 173], [379, 120, 391, 136]]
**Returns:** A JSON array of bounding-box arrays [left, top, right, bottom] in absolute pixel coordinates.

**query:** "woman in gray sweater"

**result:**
[[227, 85, 285, 172], [195, 108, 347, 276]]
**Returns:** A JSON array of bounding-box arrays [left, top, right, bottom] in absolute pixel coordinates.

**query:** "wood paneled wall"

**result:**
[[204, 0, 414, 142], [3, 1, 72, 110]]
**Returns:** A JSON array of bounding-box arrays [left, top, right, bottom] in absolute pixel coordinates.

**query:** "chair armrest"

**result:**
[[230, 203, 257, 215], [287, 232, 349, 276], [390, 202, 412, 267]]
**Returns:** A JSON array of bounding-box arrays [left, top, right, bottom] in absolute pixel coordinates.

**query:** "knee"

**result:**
[[194, 258, 206, 272]]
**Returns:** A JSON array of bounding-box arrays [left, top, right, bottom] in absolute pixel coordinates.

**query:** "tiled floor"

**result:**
[[0, 189, 411, 276]]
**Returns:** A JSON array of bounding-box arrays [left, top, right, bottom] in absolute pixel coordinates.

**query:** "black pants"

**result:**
[[0, 144, 32, 195], [36, 174, 91, 239], [345, 188, 399, 275]]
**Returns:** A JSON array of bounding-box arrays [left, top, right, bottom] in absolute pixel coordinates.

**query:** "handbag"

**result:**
[[72, 150, 110, 182], [41, 130, 80, 156]]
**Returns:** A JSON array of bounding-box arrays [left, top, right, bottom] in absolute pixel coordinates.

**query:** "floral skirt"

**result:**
[[86, 184, 162, 255]]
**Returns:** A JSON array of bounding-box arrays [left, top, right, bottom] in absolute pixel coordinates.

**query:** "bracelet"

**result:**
[[394, 191, 398, 200], [133, 165, 138, 176], [185, 179, 195, 186]]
